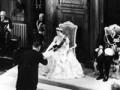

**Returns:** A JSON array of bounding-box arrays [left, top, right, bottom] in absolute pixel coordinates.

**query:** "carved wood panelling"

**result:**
[[59, 9, 87, 25], [57, 8, 87, 24], [59, 0, 87, 8], [57, 0, 88, 25]]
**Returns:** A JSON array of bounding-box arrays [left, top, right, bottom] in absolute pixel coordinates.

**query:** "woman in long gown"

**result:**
[[43, 27, 84, 79]]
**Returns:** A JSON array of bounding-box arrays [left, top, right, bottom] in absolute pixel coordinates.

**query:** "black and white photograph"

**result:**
[[0, 0, 120, 90]]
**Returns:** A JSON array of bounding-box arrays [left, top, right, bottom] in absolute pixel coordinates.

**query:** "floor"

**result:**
[[0, 64, 120, 90], [0, 48, 120, 90], [38, 64, 120, 90]]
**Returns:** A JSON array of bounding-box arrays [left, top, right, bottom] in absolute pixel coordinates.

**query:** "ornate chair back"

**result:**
[[59, 21, 78, 55], [104, 27, 115, 47]]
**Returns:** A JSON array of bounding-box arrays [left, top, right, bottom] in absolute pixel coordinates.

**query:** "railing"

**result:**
[[11, 23, 27, 48]]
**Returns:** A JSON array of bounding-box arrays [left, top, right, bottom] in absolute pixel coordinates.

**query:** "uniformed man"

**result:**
[[0, 11, 12, 52]]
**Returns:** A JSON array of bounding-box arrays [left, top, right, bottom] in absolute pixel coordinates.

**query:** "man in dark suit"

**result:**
[[95, 45, 114, 82], [35, 13, 45, 45], [16, 41, 47, 90], [0, 11, 12, 55]]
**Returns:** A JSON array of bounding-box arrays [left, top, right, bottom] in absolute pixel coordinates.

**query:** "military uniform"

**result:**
[[0, 17, 12, 50]]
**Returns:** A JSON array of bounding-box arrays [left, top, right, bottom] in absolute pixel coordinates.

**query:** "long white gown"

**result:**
[[42, 35, 84, 79]]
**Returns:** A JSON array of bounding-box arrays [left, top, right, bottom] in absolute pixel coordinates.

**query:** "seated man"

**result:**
[[95, 44, 115, 82], [104, 24, 120, 79]]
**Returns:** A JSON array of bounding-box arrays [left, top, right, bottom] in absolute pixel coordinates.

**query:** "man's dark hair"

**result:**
[[33, 41, 41, 48]]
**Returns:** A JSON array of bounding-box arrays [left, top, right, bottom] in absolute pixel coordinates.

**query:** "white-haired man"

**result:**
[[0, 11, 12, 55], [35, 13, 45, 50]]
